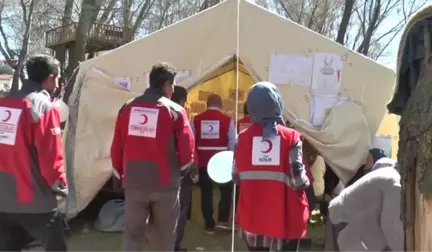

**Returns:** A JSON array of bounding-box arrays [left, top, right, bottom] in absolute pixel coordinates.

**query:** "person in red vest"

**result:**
[[234, 82, 310, 252], [237, 103, 252, 133], [191, 94, 236, 234], [110, 63, 196, 251], [0, 55, 68, 251]]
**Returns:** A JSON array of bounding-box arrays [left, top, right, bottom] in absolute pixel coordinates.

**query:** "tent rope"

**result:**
[[231, 0, 241, 251]]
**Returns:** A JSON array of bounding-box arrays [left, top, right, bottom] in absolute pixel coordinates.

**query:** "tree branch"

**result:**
[[132, 0, 156, 35]]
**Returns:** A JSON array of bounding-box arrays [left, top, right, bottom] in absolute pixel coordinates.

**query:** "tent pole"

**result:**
[[231, 0, 240, 252]]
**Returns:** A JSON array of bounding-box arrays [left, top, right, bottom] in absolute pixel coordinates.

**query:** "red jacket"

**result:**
[[193, 109, 231, 168], [0, 83, 67, 213], [110, 88, 195, 191], [237, 115, 252, 133], [235, 123, 309, 239]]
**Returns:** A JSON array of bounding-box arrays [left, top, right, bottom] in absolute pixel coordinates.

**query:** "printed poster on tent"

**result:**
[[311, 53, 343, 95]]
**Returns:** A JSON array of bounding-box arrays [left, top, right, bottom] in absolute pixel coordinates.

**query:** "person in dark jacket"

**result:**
[[171, 85, 197, 251], [0, 55, 68, 251], [110, 63, 197, 251]]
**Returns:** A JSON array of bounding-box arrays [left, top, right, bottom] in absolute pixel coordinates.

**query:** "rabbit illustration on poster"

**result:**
[[311, 53, 343, 95]]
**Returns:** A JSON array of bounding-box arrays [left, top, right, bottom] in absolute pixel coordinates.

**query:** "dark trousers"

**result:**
[[0, 211, 67, 251], [187, 191, 192, 220], [246, 239, 300, 252], [199, 167, 233, 229], [123, 190, 179, 251], [175, 179, 193, 248]]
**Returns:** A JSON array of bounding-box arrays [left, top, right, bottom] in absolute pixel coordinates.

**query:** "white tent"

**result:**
[[64, 0, 396, 218]]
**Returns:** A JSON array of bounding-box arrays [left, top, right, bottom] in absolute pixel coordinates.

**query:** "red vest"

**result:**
[[194, 109, 231, 167], [235, 123, 309, 239], [237, 115, 252, 133]]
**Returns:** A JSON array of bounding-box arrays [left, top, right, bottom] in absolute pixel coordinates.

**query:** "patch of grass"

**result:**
[[66, 188, 325, 251]]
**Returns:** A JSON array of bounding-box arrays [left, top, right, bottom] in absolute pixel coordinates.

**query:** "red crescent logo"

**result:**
[[140, 114, 148, 125], [1, 110, 11, 122], [208, 125, 214, 132], [261, 140, 273, 154]]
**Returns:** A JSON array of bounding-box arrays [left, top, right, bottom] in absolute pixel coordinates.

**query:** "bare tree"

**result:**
[[272, 0, 425, 59], [0, 0, 38, 91]]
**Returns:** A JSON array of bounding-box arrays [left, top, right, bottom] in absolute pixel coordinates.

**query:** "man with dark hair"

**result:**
[[111, 62, 196, 251], [171, 86, 188, 107], [0, 55, 68, 251], [149, 62, 177, 98], [171, 85, 196, 251]]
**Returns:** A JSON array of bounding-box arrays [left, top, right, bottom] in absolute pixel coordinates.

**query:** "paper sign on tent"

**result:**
[[115, 77, 132, 91], [268, 54, 314, 86], [311, 53, 343, 95]]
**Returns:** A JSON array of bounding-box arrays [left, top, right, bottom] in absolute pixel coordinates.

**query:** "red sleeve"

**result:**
[[33, 107, 67, 188], [110, 107, 126, 177], [174, 108, 196, 169]]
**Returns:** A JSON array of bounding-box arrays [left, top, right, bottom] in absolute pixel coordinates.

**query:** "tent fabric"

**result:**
[[64, 0, 396, 218]]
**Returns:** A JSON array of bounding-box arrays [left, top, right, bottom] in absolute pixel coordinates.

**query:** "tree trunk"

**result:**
[[11, 0, 36, 92], [336, 0, 354, 45], [63, 0, 103, 103], [356, 0, 381, 55], [56, 0, 75, 78], [398, 58, 432, 250]]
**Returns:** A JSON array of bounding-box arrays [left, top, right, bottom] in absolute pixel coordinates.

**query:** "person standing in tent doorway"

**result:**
[[191, 94, 236, 234], [0, 55, 68, 251], [237, 103, 252, 133], [110, 62, 197, 251], [171, 85, 199, 251], [233, 82, 310, 252]]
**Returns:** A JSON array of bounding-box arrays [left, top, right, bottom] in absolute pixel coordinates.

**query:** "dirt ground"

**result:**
[[43, 188, 325, 251]]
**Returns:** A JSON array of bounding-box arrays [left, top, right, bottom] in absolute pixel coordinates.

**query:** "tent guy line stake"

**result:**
[[232, 0, 240, 251]]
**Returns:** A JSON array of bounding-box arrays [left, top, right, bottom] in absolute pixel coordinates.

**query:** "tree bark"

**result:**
[[56, 0, 75, 80], [398, 24, 432, 249], [64, 0, 103, 103], [336, 0, 355, 45]]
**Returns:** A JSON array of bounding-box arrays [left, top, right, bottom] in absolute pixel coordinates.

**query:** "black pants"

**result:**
[[246, 239, 300, 252], [199, 167, 233, 229], [0, 211, 67, 251], [175, 179, 193, 249], [187, 193, 192, 220]]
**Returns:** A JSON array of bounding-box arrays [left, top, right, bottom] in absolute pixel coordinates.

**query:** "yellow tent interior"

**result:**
[[185, 56, 399, 160], [185, 56, 253, 121]]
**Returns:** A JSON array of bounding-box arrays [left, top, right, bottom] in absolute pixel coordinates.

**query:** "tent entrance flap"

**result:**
[[185, 56, 255, 120]]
